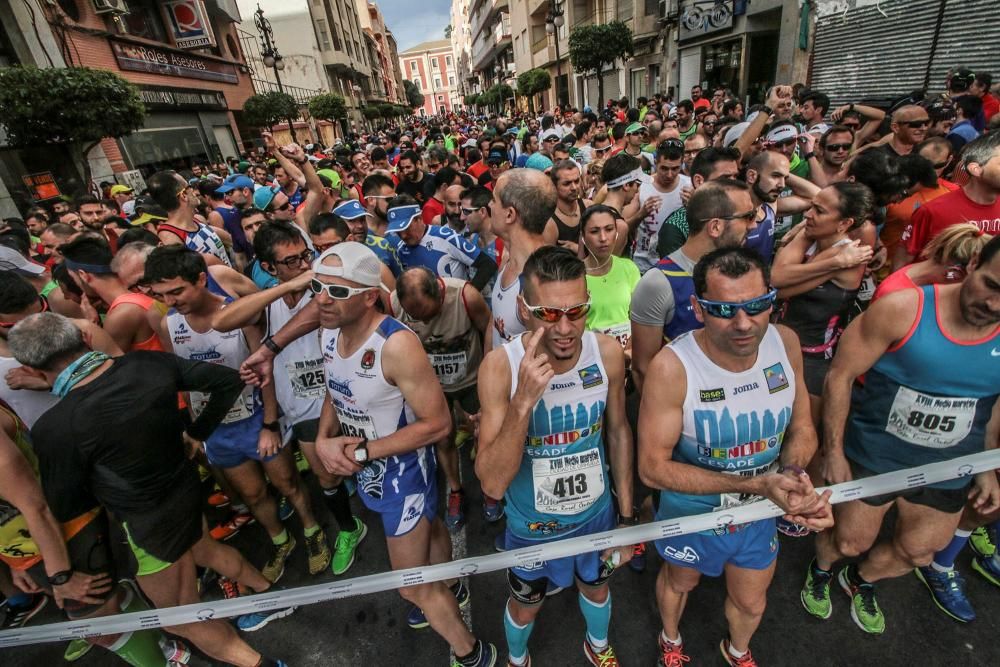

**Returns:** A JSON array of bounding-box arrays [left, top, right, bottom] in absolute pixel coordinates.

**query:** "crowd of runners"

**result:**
[[1, 67, 1000, 667]]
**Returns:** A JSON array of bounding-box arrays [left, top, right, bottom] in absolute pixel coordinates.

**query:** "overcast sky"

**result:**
[[237, 0, 452, 52]]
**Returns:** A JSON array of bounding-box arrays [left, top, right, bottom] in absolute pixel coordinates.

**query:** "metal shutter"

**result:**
[[927, 0, 1000, 90]]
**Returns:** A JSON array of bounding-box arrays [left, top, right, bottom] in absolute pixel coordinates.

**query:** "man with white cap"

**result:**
[[311, 242, 498, 666], [384, 196, 498, 291]]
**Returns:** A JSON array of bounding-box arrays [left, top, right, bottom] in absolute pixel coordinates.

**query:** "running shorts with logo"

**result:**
[[654, 326, 795, 575], [321, 317, 438, 537]]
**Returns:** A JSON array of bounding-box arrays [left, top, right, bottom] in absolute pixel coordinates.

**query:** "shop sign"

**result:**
[[21, 172, 61, 201], [138, 85, 227, 111], [110, 39, 239, 84], [679, 0, 736, 42], [164, 0, 216, 49]]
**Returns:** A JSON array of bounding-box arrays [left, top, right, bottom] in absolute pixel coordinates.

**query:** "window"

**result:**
[[410, 61, 418, 72], [644, 0, 659, 15], [438, 95, 444, 101], [446, 55, 452, 66], [413, 78, 421, 89], [432, 58, 438, 69], [114, 0, 167, 42], [434, 78, 442, 89], [316, 19, 331, 50], [449, 76, 455, 86], [346, 40, 353, 56], [618, 0, 634, 22]]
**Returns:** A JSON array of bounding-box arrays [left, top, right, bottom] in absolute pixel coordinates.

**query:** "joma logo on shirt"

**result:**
[[733, 382, 760, 395]]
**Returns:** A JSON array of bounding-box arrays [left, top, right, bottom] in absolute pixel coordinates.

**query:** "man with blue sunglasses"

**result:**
[[639, 247, 833, 667]]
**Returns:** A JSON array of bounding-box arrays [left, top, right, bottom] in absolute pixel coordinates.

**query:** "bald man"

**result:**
[[879, 105, 931, 157], [433, 184, 466, 233]]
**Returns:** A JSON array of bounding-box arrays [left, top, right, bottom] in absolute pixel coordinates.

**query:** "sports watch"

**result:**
[[262, 420, 281, 432]]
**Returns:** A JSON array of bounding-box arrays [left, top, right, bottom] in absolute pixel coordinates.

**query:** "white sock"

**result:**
[[930, 560, 953, 573], [508, 653, 528, 666], [955, 529, 973, 538], [587, 633, 608, 651], [728, 642, 748, 659], [660, 630, 682, 646]]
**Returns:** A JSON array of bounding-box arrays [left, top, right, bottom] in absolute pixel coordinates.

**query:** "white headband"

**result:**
[[606, 168, 644, 189]]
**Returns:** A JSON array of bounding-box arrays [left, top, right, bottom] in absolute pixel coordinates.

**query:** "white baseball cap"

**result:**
[[0, 246, 45, 276], [312, 241, 385, 290]]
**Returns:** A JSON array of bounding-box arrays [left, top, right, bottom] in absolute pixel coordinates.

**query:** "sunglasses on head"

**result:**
[[825, 143, 852, 152], [309, 279, 376, 300], [696, 290, 777, 319], [904, 119, 930, 129], [519, 295, 592, 322], [658, 139, 684, 151]]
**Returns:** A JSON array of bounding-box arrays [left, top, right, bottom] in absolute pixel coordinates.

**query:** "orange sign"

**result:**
[[22, 172, 61, 201]]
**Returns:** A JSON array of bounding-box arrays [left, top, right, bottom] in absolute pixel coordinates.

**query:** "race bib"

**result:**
[[886, 387, 976, 448], [599, 322, 631, 349], [532, 447, 606, 515], [337, 407, 379, 440], [286, 358, 326, 399], [714, 461, 776, 512], [430, 351, 468, 387], [191, 385, 255, 424]]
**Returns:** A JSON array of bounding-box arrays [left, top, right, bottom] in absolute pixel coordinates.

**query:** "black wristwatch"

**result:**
[[262, 336, 283, 355], [761, 104, 773, 116], [262, 420, 281, 432], [803, 152, 816, 160], [48, 570, 73, 586], [618, 514, 638, 526]]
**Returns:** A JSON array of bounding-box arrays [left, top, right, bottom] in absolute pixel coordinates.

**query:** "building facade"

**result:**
[[398, 39, 461, 116], [469, 0, 514, 98], [0, 0, 256, 217], [451, 0, 475, 98]]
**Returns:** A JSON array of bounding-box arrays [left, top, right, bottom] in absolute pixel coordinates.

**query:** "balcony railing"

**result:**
[[250, 77, 323, 105]]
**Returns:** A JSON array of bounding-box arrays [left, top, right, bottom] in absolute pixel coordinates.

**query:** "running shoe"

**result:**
[[838, 566, 885, 634], [483, 496, 505, 523], [218, 576, 246, 600], [407, 580, 469, 629], [629, 542, 647, 573], [278, 496, 295, 521], [1, 593, 47, 628], [800, 558, 833, 620], [719, 638, 757, 667], [294, 448, 310, 473], [451, 640, 498, 667], [197, 567, 218, 595], [446, 488, 467, 529], [506, 655, 530, 667], [331, 517, 367, 575], [915, 566, 975, 622], [583, 640, 619, 666], [454, 425, 473, 449], [971, 554, 1000, 587], [305, 528, 332, 575], [160, 637, 191, 665], [262, 536, 297, 583], [970, 525, 997, 558], [657, 634, 690, 667], [236, 606, 296, 632], [777, 516, 810, 538], [63, 639, 93, 662], [210, 511, 254, 541], [207, 490, 230, 508]]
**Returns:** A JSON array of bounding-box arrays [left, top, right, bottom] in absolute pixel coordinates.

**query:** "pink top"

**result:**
[[872, 267, 918, 302]]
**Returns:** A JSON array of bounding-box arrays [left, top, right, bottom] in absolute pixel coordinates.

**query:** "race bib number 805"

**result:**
[[886, 386, 976, 448]]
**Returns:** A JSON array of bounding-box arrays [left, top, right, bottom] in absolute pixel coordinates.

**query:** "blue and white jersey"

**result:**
[[503, 331, 612, 539], [188, 223, 231, 267], [845, 285, 1000, 488], [366, 231, 401, 277], [656, 326, 795, 531], [394, 225, 481, 279], [321, 317, 435, 513]]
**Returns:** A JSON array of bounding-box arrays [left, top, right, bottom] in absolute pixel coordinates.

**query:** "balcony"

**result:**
[[471, 13, 512, 70], [470, 0, 511, 43]]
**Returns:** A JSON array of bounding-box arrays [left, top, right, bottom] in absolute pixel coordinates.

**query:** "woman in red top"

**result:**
[[874, 223, 993, 300]]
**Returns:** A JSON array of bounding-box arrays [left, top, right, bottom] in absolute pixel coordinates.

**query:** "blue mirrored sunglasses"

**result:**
[[696, 289, 777, 319]]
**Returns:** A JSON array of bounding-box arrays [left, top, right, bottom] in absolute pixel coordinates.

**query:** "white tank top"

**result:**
[[491, 261, 525, 349], [267, 291, 324, 436], [166, 309, 258, 423]]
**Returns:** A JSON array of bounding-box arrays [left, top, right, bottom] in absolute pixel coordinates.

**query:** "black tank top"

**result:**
[[552, 199, 586, 244]]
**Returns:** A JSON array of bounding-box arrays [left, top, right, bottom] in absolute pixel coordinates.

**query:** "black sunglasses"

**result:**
[[272, 249, 314, 268], [825, 143, 852, 152], [658, 139, 684, 151], [268, 200, 291, 213], [904, 119, 930, 129]]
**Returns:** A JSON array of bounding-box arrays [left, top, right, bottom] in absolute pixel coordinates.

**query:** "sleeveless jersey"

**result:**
[[0, 399, 42, 569], [655, 255, 702, 340], [551, 200, 586, 244], [108, 292, 166, 352], [657, 326, 795, 531], [491, 263, 525, 348], [165, 309, 260, 431], [744, 203, 776, 264], [268, 291, 324, 436], [586, 256, 641, 349], [503, 331, 611, 539], [367, 231, 402, 277], [845, 285, 1000, 488], [158, 222, 232, 267], [321, 318, 434, 512], [391, 278, 482, 391]]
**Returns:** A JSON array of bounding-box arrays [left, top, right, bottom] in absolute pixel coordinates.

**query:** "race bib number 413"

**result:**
[[532, 447, 605, 515], [885, 386, 976, 448]]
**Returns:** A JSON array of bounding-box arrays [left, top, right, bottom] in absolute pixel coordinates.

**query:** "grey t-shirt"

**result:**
[[629, 248, 697, 328]]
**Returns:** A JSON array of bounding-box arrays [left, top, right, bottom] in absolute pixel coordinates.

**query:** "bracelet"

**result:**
[[617, 514, 638, 526], [48, 570, 73, 586], [262, 336, 283, 355], [778, 464, 807, 477], [262, 420, 280, 432], [760, 105, 773, 116], [803, 152, 816, 160]]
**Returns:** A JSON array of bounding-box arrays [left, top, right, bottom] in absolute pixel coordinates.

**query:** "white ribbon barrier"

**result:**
[[2, 448, 998, 648]]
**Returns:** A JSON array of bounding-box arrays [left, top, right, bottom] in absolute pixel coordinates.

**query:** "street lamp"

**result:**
[[545, 1, 565, 108], [254, 4, 295, 135]]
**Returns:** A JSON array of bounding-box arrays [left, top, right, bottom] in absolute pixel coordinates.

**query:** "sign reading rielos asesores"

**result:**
[[110, 39, 238, 84]]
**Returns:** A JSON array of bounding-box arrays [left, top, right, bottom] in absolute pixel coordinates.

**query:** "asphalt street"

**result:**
[[5, 448, 1000, 666]]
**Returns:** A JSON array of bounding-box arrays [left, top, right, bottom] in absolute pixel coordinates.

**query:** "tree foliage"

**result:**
[[516, 68, 552, 112], [568, 21, 634, 103], [307, 92, 347, 122], [0, 66, 145, 188], [464, 93, 480, 107], [444, 24, 453, 39], [403, 80, 425, 110], [362, 106, 382, 120], [377, 103, 397, 118], [243, 91, 298, 129]]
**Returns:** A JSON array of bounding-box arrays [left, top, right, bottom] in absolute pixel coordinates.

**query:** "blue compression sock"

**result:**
[[579, 591, 612, 648], [503, 603, 534, 665], [933, 529, 972, 570]]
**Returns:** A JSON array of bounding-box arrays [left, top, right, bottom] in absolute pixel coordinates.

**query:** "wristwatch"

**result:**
[[262, 336, 283, 355], [618, 514, 638, 527], [353, 438, 369, 464], [262, 420, 280, 432], [803, 152, 817, 160], [48, 570, 73, 586], [760, 104, 773, 116]]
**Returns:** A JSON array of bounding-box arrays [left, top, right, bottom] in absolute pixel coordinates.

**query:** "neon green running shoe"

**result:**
[[801, 559, 833, 619], [64, 639, 93, 662], [332, 517, 367, 575], [970, 526, 997, 558], [838, 566, 885, 634]]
